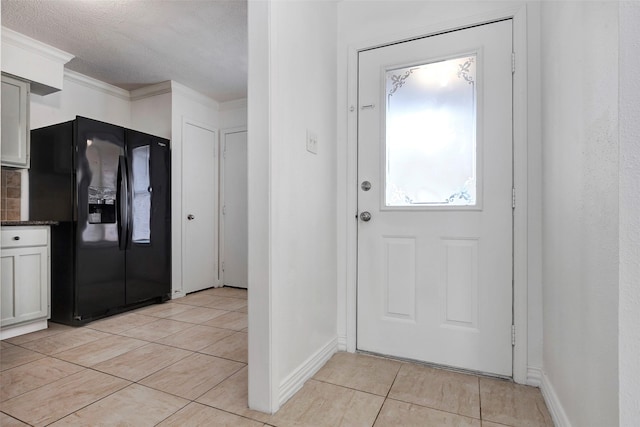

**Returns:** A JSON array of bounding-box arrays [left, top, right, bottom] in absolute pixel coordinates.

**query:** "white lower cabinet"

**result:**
[[0, 226, 50, 333]]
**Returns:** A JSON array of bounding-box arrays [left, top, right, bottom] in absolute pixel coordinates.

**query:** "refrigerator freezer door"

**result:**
[[75, 118, 126, 319], [125, 129, 171, 304], [29, 122, 75, 222]]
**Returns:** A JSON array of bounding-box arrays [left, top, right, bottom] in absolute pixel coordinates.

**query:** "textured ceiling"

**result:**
[[1, 0, 248, 102]]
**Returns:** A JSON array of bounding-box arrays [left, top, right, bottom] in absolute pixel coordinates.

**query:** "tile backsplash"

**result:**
[[1, 168, 22, 221]]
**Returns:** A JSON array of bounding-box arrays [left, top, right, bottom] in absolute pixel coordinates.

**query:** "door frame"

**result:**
[[219, 126, 248, 287], [342, 5, 529, 383], [180, 116, 221, 293]]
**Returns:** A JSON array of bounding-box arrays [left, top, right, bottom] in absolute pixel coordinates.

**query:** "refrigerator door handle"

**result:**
[[125, 155, 133, 250], [117, 155, 129, 251]]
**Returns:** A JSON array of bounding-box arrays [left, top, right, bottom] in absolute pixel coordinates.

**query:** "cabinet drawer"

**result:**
[[1, 228, 47, 248]]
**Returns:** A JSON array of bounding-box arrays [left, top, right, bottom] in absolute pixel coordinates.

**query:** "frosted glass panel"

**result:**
[[385, 55, 477, 207]]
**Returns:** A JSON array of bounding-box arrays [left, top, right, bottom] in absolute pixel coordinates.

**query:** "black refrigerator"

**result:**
[[30, 116, 171, 325]]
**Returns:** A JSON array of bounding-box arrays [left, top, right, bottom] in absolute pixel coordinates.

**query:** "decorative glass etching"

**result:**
[[385, 55, 477, 207]]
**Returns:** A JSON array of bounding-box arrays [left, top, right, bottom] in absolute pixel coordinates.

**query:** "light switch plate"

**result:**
[[306, 130, 318, 154]]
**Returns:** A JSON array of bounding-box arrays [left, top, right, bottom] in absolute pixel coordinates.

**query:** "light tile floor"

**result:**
[[0, 287, 553, 426]]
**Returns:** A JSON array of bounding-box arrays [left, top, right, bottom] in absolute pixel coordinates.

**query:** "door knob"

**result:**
[[359, 211, 372, 222], [187, 214, 195, 220]]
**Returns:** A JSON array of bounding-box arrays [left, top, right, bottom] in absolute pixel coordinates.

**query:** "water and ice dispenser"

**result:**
[[88, 186, 116, 224]]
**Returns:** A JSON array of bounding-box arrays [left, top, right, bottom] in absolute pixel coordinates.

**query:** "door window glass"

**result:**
[[131, 146, 151, 243], [385, 55, 477, 207]]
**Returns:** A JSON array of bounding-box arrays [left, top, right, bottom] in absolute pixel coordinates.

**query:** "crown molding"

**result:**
[[219, 98, 247, 111], [2, 27, 74, 65], [64, 69, 130, 100], [60, 69, 220, 108], [130, 81, 172, 101], [171, 81, 220, 110]]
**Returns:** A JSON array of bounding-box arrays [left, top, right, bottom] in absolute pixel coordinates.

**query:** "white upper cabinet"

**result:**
[[1, 74, 30, 168]]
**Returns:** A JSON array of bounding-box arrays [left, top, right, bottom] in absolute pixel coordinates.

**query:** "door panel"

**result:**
[[75, 118, 126, 318], [183, 121, 219, 293], [222, 130, 248, 289], [357, 20, 513, 376], [125, 129, 171, 304]]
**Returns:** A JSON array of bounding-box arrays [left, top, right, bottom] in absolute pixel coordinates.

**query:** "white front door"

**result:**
[[182, 120, 220, 294], [221, 129, 248, 289], [357, 20, 513, 376]]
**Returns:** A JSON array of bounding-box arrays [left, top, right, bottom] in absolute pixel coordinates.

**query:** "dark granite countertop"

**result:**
[[1, 221, 59, 226]]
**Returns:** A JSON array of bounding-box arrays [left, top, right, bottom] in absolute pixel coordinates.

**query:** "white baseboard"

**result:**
[[171, 291, 185, 299], [337, 335, 347, 351], [540, 370, 572, 427], [526, 366, 542, 387], [0, 319, 48, 340], [278, 336, 338, 407]]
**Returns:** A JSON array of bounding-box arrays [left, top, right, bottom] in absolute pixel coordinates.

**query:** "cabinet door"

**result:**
[[1, 74, 30, 168], [1, 247, 48, 327]]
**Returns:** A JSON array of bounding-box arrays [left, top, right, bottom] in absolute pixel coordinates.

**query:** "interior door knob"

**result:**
[[187, 214, 195, 220], [359, 211, 372, 222]]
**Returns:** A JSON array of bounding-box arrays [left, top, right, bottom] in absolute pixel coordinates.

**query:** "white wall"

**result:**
[[540, 2, 619, 426], [247, 0, 272, 412], [248, 0, 338, 413], [618, 2, 640, 424], [270, 0, 337, 403], [130, 91, 172, 139], [336, 0, 543, 378], [220, 98, 247, 130], [30, 71, 131, 130]]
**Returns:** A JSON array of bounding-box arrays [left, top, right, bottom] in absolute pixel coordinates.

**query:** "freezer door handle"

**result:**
[[117, 155, 129, 250]]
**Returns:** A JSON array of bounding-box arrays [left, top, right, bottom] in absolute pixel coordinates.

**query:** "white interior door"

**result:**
[[182, 120, 219, 294], [221, 130, 248, 289], [357, 20, 513, 376]]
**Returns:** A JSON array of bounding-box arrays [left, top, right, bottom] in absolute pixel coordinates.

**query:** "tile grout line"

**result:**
[[22, 369, 132, 427], [10, 333, 244, 425], [194, 398, 270, 425], [309, 378, 394, 399], [149, 399, 191, 427], [1, 337, 247, 410], [1, 289, 250, 425], [3, 295, 230, 410], [370, 362, 404, 426], [478, 375, 483, 422], [0, 409, 33, 426], [312, 373, 484, 422]]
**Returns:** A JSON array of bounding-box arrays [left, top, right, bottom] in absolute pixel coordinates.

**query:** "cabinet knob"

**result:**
[[13, 236, 20, 241]]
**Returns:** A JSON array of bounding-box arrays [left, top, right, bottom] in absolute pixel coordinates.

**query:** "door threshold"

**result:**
[[355, 349, 513, 382]]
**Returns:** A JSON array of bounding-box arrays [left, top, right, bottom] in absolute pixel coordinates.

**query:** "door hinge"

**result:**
[[222, 205, 226, 215], [512, 52, 516, 74], [511, 324, 516, 346], [512, 188, 516, 209], [221, 262, 225, 272]]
